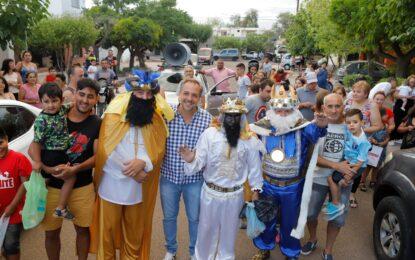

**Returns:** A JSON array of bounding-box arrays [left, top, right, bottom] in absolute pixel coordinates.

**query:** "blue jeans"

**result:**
[[160, 176, 203, 256]]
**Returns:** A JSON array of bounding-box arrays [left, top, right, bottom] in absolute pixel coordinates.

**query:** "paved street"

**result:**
[[23, 59, 382, 260], [20, 185, 377, 260]]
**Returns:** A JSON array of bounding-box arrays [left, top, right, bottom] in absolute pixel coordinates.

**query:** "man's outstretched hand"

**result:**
[[178, 145, 195, 163]]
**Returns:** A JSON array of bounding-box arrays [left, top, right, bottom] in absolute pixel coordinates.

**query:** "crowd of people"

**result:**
[[1, 50, 415, 260], [0, 49, 118, 105]]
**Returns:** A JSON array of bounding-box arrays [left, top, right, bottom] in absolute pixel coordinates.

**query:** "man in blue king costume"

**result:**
[[250, 85, 327, 260]]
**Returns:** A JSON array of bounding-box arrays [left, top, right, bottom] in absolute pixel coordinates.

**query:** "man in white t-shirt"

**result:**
[[301, 94, 356, 260], [368, 77, 397, 99]]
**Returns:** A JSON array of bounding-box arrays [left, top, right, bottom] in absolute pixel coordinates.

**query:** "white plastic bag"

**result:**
[[0, 214, 10, 246], [246, 202, 266, 239]]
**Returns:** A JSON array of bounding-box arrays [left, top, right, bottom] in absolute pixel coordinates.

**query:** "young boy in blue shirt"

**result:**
[[325, 109, 371, 219]]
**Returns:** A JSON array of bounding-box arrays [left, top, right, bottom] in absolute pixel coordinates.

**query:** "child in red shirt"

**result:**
[[0, 127, 32, 259]]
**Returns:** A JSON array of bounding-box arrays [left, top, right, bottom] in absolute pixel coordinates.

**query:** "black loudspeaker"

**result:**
[[163, 43, 191, 66]]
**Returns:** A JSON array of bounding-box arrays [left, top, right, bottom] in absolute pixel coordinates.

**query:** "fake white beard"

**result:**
[[266, 109, 303, 133]]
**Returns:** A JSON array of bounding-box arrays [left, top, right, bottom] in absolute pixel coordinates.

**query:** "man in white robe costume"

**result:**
[[179, 98, 264, 260]]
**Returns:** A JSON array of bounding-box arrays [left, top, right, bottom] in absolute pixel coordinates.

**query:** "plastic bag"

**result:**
[[0, 214, 10, 246], [246, 202, 266, 239], [22, 171, 48, 230]]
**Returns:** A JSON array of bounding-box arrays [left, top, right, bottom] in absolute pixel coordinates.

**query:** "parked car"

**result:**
[[372, 148, 415, 260], [213, 49, 239, 61], [0, 100, 41, 157], [242, 51, 259, 60], [335, 60, 389, 83], [157, 68, 238, 116], [198, 48, 214, 65], [274, 45, 288, 62], [281, 53, 294, 70]]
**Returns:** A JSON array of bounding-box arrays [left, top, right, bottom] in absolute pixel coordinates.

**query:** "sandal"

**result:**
[[360, 183, 367, 192], [349, 198, 358, 208]]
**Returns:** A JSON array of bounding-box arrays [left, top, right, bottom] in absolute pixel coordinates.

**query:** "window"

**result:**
[[71, 0, 80, 9], [0, 106, 36, 142]]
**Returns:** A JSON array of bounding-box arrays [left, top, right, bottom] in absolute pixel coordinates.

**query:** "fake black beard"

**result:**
[[223, 122, 241, 148], [125, 94, 156, 127]]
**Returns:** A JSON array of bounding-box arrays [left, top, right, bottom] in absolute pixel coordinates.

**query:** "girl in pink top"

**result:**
[[18, 72, 42, 108]]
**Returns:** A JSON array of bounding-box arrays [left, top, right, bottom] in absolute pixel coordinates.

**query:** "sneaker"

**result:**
[[251, 250, 270, 260], [53, 207, 75, 221], [163, 252, 176, 260], [324, 202, 345, 216], [301, 241, 318, 255], [322, 251, 333, 260]]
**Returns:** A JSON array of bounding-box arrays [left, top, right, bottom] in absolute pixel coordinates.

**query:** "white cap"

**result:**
[[306, 72, 318, 84]]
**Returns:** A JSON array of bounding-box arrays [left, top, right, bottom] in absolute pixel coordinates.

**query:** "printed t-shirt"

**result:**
[[0, 150, 32, 224]]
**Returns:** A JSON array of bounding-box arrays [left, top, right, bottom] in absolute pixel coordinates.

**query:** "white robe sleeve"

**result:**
[[183, 128, 210, 175], [247, 137, 264, 192]]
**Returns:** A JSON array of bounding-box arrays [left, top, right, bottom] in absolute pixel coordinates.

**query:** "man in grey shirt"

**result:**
[[245, 79, 273, 123], [301, 94, 356, 260], [297, 72, 327, 121], [95, 59, 117, 85]]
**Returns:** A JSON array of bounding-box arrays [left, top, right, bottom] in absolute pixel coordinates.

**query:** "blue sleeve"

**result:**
[[357, 140, 372, 163], [302, 123, 327, 145]]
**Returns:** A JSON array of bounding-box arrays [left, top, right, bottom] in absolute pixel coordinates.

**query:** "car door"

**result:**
[[0, 104, 37, 157], [205, 75, 238, 116], [219, 50, 228, 59]]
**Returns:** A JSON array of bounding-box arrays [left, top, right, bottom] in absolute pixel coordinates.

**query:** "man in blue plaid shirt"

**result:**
[[161, 78, 212, 260]]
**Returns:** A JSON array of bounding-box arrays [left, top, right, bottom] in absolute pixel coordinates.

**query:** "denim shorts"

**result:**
[[2, 223, 22, 255], [307, 183, 352, 227]]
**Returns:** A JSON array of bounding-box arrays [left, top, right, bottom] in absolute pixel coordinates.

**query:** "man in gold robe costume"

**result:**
[[89, 74, 174, 260]]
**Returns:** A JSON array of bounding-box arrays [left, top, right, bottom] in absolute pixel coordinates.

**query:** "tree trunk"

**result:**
[[137, 50, 145, 68], [129, 48, 135, 69], [395, 57, 411, 78], [115, 47, 123, 73]]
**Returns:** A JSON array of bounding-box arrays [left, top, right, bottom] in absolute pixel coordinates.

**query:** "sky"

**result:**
[[85, 0, 298, 29]]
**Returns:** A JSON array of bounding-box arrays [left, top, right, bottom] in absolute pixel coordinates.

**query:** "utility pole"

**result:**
[[296, 0, 300, 13]]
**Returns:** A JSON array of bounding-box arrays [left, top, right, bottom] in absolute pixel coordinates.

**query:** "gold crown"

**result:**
[[220, 98, 248, 114], [269, 85, 299, 110]]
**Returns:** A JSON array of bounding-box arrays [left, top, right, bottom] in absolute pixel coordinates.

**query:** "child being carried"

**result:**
[[325, 109, 371, 220]]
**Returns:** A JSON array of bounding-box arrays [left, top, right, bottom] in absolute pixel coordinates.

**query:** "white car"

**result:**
[[157, 68, 209, 106], [281, 53, 294, 70], [157, 68, 239, 116], [0, 100, 41, 157]]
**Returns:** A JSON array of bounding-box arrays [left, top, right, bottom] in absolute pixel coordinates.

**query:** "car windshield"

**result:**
[[198, 50, 211, 56]]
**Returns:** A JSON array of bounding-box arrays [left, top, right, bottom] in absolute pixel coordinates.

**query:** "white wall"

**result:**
[[48, 0, 85, 16]]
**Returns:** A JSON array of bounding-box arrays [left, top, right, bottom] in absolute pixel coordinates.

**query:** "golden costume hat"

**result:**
[[220, 98, 248, 114], [268, 84, 299, 110]]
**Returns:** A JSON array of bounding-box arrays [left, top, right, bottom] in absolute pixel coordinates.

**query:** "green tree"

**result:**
[[284, 10, 320, 57], [130, 0, 193, 48], [213, 36, 243, 51], [92, 0, 138, 13], [29, 16, 99, 70], [330, 0, 415, 77], [230, 14, 243, 27], [0, 0, 50, 50], [111, 17, 162, 68], [185, 24, 212, 49], [272, 12, 295, 39], [243, 33, 274, 52], [242, 9, 259, 28]]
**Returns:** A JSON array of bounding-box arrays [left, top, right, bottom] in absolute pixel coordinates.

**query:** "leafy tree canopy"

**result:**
[[0, 0, 50, 50]]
